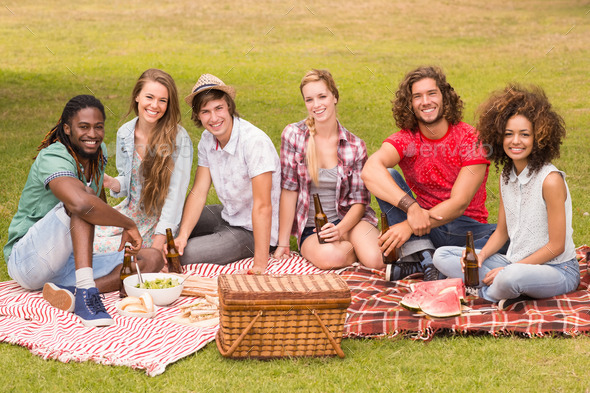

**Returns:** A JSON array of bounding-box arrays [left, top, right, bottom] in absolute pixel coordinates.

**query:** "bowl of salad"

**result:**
[[124, 273, 184, 306]]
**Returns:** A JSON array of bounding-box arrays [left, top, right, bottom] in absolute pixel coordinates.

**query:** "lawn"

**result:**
[[1, 0, 589, 391]]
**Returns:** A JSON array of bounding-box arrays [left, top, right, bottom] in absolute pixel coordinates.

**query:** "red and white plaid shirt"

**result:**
[[280, 120, 377, 242]]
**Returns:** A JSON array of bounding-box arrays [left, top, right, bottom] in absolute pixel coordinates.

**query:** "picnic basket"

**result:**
[[216, 273, 351, 359]]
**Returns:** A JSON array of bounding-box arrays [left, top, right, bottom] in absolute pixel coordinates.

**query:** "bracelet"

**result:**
[[398, 194, 417, 213], [277, 244, 290, 248]]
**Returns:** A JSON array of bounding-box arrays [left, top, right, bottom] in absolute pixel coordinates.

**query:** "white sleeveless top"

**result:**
[[502, 163, 575, 264]]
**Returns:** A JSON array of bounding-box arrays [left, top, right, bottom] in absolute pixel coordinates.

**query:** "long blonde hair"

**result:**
[[299, 69, 340, 185], [127, 68, 182, 216]]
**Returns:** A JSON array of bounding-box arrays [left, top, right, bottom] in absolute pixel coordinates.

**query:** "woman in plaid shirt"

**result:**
[[273, 69, 383, 270]]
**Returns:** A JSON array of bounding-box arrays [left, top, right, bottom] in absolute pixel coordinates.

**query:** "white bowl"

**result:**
[[115, 300, 158, 319], [123, 273, 184, 306]]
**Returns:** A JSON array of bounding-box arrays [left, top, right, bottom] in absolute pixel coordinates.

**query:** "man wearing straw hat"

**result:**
[[173, 74, 281, 273]]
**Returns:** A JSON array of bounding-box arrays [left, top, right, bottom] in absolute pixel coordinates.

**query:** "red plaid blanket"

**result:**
[[342, 245, 590, 340]]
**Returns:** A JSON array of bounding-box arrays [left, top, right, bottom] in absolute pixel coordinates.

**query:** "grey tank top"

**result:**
[[306, 166, 339, 227]]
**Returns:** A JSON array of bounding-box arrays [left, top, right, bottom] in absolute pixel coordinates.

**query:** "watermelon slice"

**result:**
[[420, 286, 462, 318], [399, 288, 430, 311], [410, 278, 465, 301], [400, 278, 466, 313]]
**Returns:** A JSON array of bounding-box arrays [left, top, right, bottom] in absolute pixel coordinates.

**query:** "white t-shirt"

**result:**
[[197, 117, 280, 245]]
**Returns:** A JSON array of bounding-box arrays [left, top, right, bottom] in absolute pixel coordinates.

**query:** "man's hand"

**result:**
[[251, 255, 269, 274], [405, 204, 443, 236], [378, 221, 413, 253], [119, 225, 142, 255]]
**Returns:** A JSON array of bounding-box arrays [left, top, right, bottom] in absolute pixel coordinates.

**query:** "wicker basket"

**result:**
[[216, 273, 351, 359]]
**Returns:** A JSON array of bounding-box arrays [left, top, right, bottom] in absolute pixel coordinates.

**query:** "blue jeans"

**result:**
[[376, 169, 500, 258], [432, 246, 580, 302], [7, 203, 124, 290]]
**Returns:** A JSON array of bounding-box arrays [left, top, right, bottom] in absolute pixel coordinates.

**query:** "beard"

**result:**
[[70, 141, 101, 160], [416, 107, 444, 126]]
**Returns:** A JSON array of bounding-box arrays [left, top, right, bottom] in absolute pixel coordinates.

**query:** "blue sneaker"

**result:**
[[74, 287, 114, 327], [419, 250, 444, 282], [385, 261, 423, 281], [43, 283, 75, 312]]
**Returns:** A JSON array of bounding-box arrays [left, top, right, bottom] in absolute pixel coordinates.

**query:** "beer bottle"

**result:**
[[119, 246, 133, 298], [313, 194, 328, 244], [381, 212, 397, 264], [166, 228, 183, 274], [463, 231, 479, 287]]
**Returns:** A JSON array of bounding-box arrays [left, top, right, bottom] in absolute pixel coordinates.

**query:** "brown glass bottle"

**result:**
[[313, 194, 328, 244], [119, 246, 133, 298], [166, 228, 183, 274], [381, 213, 397, 264], [463, 231, 479, 287]]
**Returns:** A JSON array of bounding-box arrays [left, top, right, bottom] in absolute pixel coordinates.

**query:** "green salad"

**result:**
[[136, 277, 180, 289]]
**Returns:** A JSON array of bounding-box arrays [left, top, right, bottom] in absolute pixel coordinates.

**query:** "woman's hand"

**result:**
[[317, 222, 342, 243], [103, 174, 121, 193], [482, 267, 504, 286], [273, 245, 291, 259]]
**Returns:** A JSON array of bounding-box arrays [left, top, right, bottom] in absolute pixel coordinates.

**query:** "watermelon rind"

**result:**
[[400, 289, 429, 311]]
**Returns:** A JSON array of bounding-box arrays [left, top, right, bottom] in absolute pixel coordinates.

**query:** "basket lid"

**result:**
[[218, 274, 351, 306]]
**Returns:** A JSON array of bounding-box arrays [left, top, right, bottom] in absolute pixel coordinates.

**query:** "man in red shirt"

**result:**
[[362, 66, 498, 281]]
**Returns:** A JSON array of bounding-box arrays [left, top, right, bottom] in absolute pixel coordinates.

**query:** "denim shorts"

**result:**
[[7, 203, 124, 290], [299, 219, 341, 249]]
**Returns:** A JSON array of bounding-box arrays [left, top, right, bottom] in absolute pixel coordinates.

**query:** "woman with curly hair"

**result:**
[[433, 85, 579, 309], [273, 69, 382, 269], [94, 69, 193, 257]]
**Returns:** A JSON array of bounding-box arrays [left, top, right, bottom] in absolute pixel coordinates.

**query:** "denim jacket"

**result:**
[[111, 117, 193, 235]]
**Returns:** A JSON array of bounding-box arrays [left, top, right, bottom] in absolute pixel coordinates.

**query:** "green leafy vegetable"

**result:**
[[136, 277, 179, 289]]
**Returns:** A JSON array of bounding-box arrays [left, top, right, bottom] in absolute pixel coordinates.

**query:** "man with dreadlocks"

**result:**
[[4, 95, 163, 327]]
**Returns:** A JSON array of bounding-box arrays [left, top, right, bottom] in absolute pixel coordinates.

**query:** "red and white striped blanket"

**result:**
[[0, 255, 326, 376], [2, 248, 589, 375]]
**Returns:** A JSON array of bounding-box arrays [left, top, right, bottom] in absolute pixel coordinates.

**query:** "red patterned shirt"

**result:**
[[280, 120, 377, 241], [384, 121, 490, 223]]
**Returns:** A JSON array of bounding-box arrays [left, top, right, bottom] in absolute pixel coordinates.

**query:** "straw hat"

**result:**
[[184, 74, 236, 106]]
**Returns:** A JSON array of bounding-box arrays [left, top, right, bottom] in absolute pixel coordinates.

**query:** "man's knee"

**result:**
[[137, 248, 165, 272]]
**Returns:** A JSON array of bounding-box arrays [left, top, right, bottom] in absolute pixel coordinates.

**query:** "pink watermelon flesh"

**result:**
[[400, 288, 430, 311], [420, 287, 462, 318], [411, 278, 465, 300]]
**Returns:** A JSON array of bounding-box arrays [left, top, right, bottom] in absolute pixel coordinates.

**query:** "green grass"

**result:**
[[1, 0, 590, 391]]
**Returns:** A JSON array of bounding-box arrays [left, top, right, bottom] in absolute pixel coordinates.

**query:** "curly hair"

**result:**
[[475, 84, 566, 184], [392, 66, 463, 132], [126, 68, 182, 216], [299, 69, 340, 185]]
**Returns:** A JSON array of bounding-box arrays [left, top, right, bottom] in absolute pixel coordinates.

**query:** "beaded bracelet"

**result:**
[[398, 194, 417, 213]]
